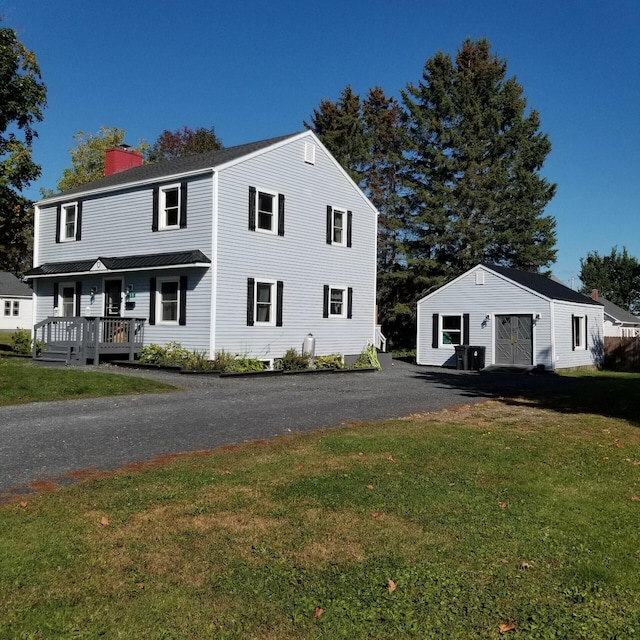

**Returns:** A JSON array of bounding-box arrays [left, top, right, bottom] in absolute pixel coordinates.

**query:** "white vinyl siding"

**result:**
[[214, 136, 377, 359]]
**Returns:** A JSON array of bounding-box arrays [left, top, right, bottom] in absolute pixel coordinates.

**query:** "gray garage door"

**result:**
[[495, 315, 533, 365]]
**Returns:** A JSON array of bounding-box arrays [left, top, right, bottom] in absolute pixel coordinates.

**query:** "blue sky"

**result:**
[[3, 0, 639, 286]]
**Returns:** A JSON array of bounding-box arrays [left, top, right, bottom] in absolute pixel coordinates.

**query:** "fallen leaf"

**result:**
[[601, 456, 609, 461], [297, 465, 304, 470], [358, 452, 364, 457], [500, 558, 509, 564], [137, 582, 145, 589], [615, 439, 624, 449], [387, 455, 396, 463], [448, 482, 455, 486], [517, 561, 533, 570], [498, 502, 507, 509], [499, 622, 516, 633], [631, 496, 639, 502], [551, 559, 560, 567], [223, 470, 231, 475], [100, 516, 109, 526], [366, 484, 374, 490], [314, 607, 324, 619], [371, 512, 380, 518], [19, 501, 27, 508], [388, 579, 397, 593]]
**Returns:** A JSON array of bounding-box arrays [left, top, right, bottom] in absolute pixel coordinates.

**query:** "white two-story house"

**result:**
[[27, 131, 378, 365]]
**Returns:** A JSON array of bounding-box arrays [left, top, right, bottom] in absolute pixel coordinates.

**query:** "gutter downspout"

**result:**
[[209, 171, 218, 358]]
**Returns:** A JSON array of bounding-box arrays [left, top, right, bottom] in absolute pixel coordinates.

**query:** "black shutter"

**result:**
[[347, 287, 353, 319], [53, 282, 59, 312], [432, 314, 439, 349], [584, 315, 588, 350], [179, 181, 188, 228], [276, 280, 284, 326], [247, 277, 255, 326], [347, 211, 353, 247], [149, 278, 157, 325], [152, 188, 159, 232], [571, 314, 575, 351], [248, 186, 256, 231], [75, 201, 83, 241], [323, 285, 329, 318], [179, 276, 187, 325], [75, 281, 82, 316], [326, 206, 332, 244], [463, 314, 470, 345], [277, 194, 285, 236], [55, 204, 61, 243]]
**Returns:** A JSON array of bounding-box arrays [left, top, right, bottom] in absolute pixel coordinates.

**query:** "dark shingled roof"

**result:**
[[0, 271, 32, 297], [25, 250, 211, 277], [42, 133, 301, 201], [599, 297, 640, 324], [484, 264, 602, 305]]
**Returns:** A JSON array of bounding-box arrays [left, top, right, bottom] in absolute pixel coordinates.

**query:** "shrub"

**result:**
[[210, 350, 265, 373], [313, 354, 343, 369], [9, 329, 32, 355], [352, 343, 382, 370], [275, 348, 310, 371]]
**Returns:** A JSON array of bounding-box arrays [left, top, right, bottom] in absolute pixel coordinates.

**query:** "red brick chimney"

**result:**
[[105, 147, 143, 176], [591, 289, 598, 301]]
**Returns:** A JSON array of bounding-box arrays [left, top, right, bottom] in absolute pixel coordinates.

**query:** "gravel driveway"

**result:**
[[0, 360, 561, 500]]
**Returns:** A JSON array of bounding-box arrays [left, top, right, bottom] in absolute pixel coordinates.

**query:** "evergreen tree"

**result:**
[[401, 39, 557, 283], [579, 247, 640, 314], [0, 21, 46, 276], [304, 86, 367, 184]]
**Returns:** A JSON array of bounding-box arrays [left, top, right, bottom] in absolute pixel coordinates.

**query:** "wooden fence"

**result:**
[[604, 337, 640, 371]]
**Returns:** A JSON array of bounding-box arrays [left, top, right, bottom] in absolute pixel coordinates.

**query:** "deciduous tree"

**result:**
[[54, 127, 147, 193], [146, 126, 222, 163], [579, 246, 640, 314], [0, 21, 46, 275]]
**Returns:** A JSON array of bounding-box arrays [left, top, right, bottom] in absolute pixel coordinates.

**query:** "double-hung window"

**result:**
[[248, 186, 285, 235], [246, 278, 284, 326], [158, 279, 179, 323], [149, 276, 187, 325], [4, 301, 19, 316], [441, 315, 462, 346], [152, 182, 187, 231], [572, 315, 587, 350], [326, 206, 352, 247], [56, 202, 82, 242], [160, 185, 180, 229], [323, 285, 353, 319]]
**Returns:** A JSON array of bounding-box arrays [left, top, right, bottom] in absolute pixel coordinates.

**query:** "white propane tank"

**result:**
[[302, 333, 316, 357]]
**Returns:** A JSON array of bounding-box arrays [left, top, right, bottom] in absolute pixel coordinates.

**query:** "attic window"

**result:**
[[475, 271, 485, 285], [304, 142, 316, 165]]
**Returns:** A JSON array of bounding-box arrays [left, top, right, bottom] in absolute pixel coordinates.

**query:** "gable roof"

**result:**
[[599, 296, 640, 325], [0, 272, 32, 297], [25, 250, 211, 278], [38, 132, 303, 203], [484, 264, 602, 305]]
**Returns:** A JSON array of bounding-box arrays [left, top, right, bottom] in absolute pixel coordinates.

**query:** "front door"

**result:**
[[495, 315, 533, 365], [104, 279, 122, 317]]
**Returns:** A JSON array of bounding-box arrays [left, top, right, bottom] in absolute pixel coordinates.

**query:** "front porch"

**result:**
[[33, 317, 145, 365]]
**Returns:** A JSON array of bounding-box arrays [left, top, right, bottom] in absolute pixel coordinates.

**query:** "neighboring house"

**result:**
[[597, 295, 640, 338], [0, 272, 33, 332], [416, 264, 604, 370], [26, 131, 378, 365]]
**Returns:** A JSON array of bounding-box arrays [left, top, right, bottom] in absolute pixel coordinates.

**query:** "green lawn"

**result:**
[[1, 372, 639, 638], [0, 358, 176, 406]]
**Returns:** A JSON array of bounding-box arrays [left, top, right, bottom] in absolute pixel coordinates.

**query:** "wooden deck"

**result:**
[[33, 317, 145, 365]]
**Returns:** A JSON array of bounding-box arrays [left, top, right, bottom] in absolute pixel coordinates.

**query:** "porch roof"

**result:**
[[26, 250, 211, 278]]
